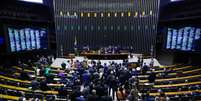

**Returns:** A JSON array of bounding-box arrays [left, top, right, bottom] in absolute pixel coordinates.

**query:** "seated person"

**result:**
[[58, 70, 66, 78], [40, 78, 49, 91], [143, 92, 154, 101], [19, 92, 26, 101], [127, 88, 139, 101], [158, 92, 167, 101], [19, 69, 30, 80], [70, 89, 82, 101], [31, 78, 40, 90], [46, 95, 55, 101], [58, 86, 68, 97], [148, 70, 156, 83], [46, 74, 55, 83]]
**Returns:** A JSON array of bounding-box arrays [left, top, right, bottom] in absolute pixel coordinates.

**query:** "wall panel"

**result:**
[[53, 0, 160, 55]]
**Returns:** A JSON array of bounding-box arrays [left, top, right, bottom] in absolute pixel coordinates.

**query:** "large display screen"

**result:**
[[0, 36, 4, 45], [166, 27, 201, 52], [20, 0, 43, 3], [8, 27, 48, 52]]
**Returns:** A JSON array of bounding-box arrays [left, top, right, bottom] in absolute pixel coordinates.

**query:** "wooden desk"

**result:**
[[0, 94, 19, 100], [184, 68, 201, 74], [138, 68, 201, 78], [14, 66, 62, 73], [0, 75, 31, 83], [174, 66, 193, 71], [159, 64, 182, 68], [80, 53, 129, 60], [0, 84, 59, 95], [150, 90, 201, 96], [0, 75, 64, 87], [153, 81, 201, 88], [142, 66, 193, 75], [13, 66, 34, 73], [139, 74, 201, 83], [0, 84, 30, 91]]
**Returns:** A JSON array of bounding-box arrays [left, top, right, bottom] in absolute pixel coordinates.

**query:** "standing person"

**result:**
[[58, 70, 66, 84], [137, 57, 141, 67], [66, 60, 71, 69], [148, 69, 156, 83], [116, 87, 126, 101], [101, 95, 113, 101], [31, 77, 40, 99], [76, 92, 86, 101], [109, 75, 118, 99], [61, 62, 66, 70], [47, 55, 53, 64], [35, 66, 40, 77], [103, 63, 109, 79], [140, 57, 144, 67], [97, 60, 102, 72], [150, 58, 154, 68], [39, 65, 45, 76], [40, 56, 47, 65], [87, 89, 99, 101], [44, 66, 51, 77], [31, 77, 39, 90], [82, 70, 90, 87], [142, 63, 148, 74]]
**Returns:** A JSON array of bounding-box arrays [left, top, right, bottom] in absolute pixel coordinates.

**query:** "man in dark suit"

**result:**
[[87, 89, 99, 101], [40, 78, 48, 91], [20, 69, 30, 80], [101, 95, 113, 101], [61, 62, 66, 70], [148, 70, 156, 83], [142, 63, 148, 74], [31, 77, 40, 99]]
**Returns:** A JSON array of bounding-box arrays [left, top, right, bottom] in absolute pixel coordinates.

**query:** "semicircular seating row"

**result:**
[[0, 65, 201, 100]]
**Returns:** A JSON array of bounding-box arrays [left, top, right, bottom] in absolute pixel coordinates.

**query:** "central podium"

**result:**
[[80, 52, 129, 60]]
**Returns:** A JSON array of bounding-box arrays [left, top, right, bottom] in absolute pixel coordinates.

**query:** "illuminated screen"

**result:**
[[0, 36, 4, 45], [171, 0, 182, 1], [20, 0, 43, 3], [8, 27, 48, 52], [166, 27, 201, 52]]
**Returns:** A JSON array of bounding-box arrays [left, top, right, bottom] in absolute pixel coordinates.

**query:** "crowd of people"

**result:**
[[82, 45, 135, 54], [14, 55, 166, 101], [1, 52, 201, 101]]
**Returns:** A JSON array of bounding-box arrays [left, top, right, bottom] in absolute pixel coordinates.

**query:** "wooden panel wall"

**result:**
[[53, 0, 160, 55]]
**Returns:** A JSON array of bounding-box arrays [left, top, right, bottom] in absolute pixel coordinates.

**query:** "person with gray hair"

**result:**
[[87, 89, 99, 101], [127, 88, 139, 101]]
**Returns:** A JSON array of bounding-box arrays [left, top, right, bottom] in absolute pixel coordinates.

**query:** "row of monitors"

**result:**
[[8, 27, 48, 52], [166, 27, 201, 51], [59, 11, 154, 17]]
